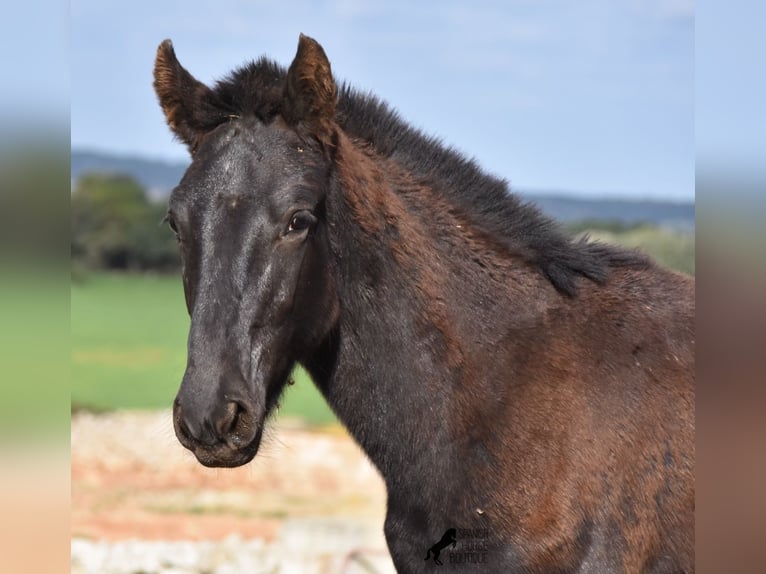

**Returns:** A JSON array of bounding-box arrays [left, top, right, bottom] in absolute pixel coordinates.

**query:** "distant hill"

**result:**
[[71, 150, 188, 200], [527, 194, 694, 233], [71, 149, 694, 232]]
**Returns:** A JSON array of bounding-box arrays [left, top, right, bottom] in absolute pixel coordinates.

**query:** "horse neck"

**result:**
[[304, 131, 558, 490]]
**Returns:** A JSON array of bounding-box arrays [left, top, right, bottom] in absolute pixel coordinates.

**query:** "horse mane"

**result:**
[[204, 58, 650, 296]]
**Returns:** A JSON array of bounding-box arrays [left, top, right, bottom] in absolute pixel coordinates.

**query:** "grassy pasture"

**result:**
[[570, 222, 695, 275]]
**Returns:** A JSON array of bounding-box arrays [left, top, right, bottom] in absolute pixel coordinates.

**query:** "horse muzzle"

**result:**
[[172, 396, 264, 468]]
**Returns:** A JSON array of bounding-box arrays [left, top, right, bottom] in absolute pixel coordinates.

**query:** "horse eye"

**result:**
[[165, 214, 180, 238], [287, 211, 315, 234]]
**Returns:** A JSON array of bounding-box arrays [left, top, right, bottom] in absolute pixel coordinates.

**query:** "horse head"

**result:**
[[154, 35, 339, 467]]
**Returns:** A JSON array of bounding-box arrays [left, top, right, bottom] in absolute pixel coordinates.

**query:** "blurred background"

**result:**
[[1, 0, 69, 572], [66, 1, 698, 573]]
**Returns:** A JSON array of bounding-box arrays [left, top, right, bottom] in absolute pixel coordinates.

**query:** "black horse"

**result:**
[[153, 35, 694, 572], [425, 528, 457, 565]]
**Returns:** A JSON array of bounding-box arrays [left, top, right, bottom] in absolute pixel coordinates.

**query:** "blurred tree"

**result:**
[[71, 173, 178, 271]]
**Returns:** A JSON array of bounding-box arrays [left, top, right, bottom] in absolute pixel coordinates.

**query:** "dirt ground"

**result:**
[[71, 410, 388, 543]]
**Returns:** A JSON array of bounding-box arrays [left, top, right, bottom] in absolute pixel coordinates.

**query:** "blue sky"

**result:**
[[70, 0, 694, 200]]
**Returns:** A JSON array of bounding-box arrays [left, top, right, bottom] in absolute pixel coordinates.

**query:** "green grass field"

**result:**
[[1, 267, 69, 436], [71, 273, 337, 425], [573, 224, 695, 275]]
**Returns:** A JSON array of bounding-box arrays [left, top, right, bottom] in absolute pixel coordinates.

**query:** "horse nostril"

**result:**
[[173, 401, 199, 446], [216, 401, 241, 436], [216, 400, 256, 449], [179, 418, 192, 440]]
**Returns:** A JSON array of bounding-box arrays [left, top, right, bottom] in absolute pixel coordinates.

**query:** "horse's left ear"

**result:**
[[283, 34, 337, 145]]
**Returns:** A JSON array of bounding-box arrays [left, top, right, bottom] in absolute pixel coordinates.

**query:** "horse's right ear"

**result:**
[[153, 40, 221, 152]]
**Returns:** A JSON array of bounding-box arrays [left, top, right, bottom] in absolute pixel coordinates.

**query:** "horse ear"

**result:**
[[283, 34, 337, 143], [153, 40, 219, 151]]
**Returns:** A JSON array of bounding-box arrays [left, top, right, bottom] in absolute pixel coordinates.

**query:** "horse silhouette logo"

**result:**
[[425, 528, 457, 565]]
